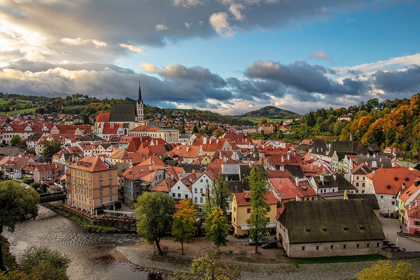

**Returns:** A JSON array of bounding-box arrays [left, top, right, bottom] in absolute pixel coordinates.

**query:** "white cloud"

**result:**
[[172, 0, 203, 7], [60, 37, 107, 48], [337, 53, 420, 75], [209, 12, 234, 38], [119, 43, 145, 54], [141, 63, 159, 73], [24, 51, 46, 62], [185, 22, 191, 29], [309, 50, 331, 61], [229, 4, 245, 21], [155, 24, 168, 31]]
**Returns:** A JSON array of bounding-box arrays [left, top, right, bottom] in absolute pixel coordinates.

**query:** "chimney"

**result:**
[[210, 139, 212, 144], [187, 147, 190, 152], [281, 156, 284, 162], [216, 139, 219, 144], [320, 174, 325, 185], [203, 137, 207, 145], [287, 154, 290, 161], [149, 165, 152, 171], [280, 165, 284, 171]]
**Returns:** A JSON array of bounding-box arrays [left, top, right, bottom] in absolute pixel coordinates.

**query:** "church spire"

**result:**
[[138, 80, 142, 103]]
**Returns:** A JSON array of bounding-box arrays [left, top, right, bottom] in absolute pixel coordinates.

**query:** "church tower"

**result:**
[[136, 80, 144, 123]]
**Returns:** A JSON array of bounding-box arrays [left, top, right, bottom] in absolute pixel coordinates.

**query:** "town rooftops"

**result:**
[[279, 200, 385, 244], [366, 167, 420, 195]]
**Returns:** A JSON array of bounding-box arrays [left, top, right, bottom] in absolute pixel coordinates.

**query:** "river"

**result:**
[[4, 206, 149, 280]]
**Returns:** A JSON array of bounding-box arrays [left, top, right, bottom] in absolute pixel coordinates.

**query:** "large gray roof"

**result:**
[[279, 200, 385, 244]]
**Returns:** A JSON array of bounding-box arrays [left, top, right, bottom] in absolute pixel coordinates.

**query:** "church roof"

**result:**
[[109, 103, 137, 122]]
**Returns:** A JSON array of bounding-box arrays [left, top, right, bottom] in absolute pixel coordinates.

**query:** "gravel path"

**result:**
[[117, 247, 420, 280]]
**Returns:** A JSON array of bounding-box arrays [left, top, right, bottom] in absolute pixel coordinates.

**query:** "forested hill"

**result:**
[[0, 93, 253, 126], [239, 106, 300, 119], [300, 93, 420, 158]]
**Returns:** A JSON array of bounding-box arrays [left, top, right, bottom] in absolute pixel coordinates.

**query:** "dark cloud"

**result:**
[[374, 65, 420, 93], [160, 65, 226, 87], [245, 60, 367, 97]]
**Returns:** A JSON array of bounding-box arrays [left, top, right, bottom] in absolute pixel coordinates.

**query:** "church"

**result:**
[[94, 82, 145, 136], [94, 83, 179, 143]]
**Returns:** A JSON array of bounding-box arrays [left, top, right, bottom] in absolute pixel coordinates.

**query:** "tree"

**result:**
[[205, 175, 231, 218], [205, 206, 228, 252], [0, 181, 39, 271], [173, 250, 240, 280], [42, 140, 61, 158], [356, 260, 418, 280], [10, 135, 21, 146], [0, 247, 70, 280], [259, 118, 268, 125], [136, 192, 175, 255], [246, 166, 269, 255], [172, 199, 198, 255], [193, 125, 199, 134]]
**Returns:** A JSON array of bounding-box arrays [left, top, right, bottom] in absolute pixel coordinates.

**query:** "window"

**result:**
[[377, 243, 380, 247], [356, 183, 359, 187], [415, 221, 420, 226], [100, 198, 103, 204], [330, 245, 334, 249], [200, 188, 203, 193], [357, 176, 359, 180], [99, 181, 103, 187], [357, 244, 360, 248], [343, 244, 346, 249], [247, 208, 251, 214], [200, 179, 203, 183], [362, 183, 365, 187], [109, 172, 112, 177], [100, 190, 103, 196], [109, 187, 112, 194], [109, 179, 112, 186], [194, 197, 197, 203], [367, 243, 371, 248], [381, 195, 384, 199], [99, 173, 103, 178], [178, 193, 181, 198], [185, 194, 188, 199], [316, 246, 319, 250], [172, 193, 175, 197], [302, 246, 305, 251], [200, 197, 203, 203], [392, 201, 395, 205], [194, 188, 197, 193], [110, 196, 113, 202]]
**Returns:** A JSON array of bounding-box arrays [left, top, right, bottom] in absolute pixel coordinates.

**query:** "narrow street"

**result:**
[[379, 217, 420, 251]]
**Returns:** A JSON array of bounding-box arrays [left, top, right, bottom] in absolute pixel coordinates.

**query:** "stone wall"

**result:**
[[380, 250, 420, 259]]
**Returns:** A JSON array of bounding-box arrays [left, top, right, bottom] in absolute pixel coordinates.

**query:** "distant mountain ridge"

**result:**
[[239, 106, 300, 119]]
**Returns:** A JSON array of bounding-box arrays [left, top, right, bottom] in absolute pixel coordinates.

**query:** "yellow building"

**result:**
[[68, 156, 118, 214], [231, 190, 278, 237]]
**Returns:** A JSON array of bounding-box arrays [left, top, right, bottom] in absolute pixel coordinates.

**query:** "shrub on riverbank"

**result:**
[[0, 236, 16, 271], [56, 209, 119, 233]]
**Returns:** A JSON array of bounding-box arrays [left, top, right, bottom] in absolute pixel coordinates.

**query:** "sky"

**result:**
[[1, 0, 420, 115]]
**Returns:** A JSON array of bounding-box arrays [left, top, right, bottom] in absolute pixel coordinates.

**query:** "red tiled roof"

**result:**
[[366, 167, 420, 195], [96, 112, 110, 122], [69, 156, 109, 172], [234, 190, 277, 206]]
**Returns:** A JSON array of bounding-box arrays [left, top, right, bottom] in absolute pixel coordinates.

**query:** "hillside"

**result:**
[[239, 106, 300, 119]]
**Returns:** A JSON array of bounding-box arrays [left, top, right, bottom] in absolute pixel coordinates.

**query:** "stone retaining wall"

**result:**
[[380, 250, 420, 259]]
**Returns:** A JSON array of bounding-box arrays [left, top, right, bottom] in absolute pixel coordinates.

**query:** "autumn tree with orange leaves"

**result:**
[[172, 199, 198, 255]]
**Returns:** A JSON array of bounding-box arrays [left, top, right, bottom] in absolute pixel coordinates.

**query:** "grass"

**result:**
[[241, 117, 285, 124], [0, 107, 39, 116], [287, 254, 387, 265]]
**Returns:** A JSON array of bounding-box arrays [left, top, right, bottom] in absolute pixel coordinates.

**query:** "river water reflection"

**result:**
[[4, 206, 148, 280]]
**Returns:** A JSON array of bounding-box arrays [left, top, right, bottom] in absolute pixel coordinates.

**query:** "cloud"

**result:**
[[309, 50, 331, 61], [209, 12, 234, 38], [119, 43, 145, 54], [60, 38, 107, 48], [155, 24, 169, 31], [374, 65, 420, 94], [141, 63, 160, 73], [172, 0, 204, 8], [229, 4, 245, 21]]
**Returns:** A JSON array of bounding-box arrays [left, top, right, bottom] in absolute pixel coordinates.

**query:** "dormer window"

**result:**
[[386, 185, 391, 190], [343, 226, 349, 232], [359, 225, 365, 230], [405, 177, 409, 182], [394, 177, 399, 181], [305, 227, 311, 233], [322, 226, 327, 232]]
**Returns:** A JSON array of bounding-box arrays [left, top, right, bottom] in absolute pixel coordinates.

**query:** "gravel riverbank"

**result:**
[[116, 246, 420, 280]]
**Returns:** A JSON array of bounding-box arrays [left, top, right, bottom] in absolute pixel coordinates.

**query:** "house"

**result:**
[[67, 156, 118, 214], [170, 173, 197, 200], [231, 190, 278, 237], [191, 169, 217, 213], [405, 201, 420, 234], [338, 115, 352, 122], [277, 200, 385, 258], [398, 179, 420, 223], [308, 174, 356, 199], [350, 164, 371, 194], [365, 167, 420, 214]]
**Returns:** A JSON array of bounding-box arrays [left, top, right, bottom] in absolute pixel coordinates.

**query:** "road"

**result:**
[[379, 217, 420, 251]]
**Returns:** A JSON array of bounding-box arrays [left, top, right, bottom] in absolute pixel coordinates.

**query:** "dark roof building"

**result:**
[[277, 199, 385, 258]]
